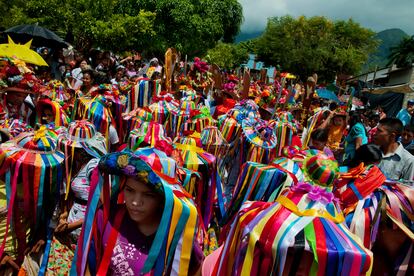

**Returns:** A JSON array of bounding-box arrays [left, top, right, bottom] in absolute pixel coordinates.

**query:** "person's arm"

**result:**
[[67, 219, 84, 231], [355, 137, 363, 150], [319, 111, 333, 129]]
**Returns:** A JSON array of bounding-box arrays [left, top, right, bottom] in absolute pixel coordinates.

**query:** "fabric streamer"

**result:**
[[71, 149, 201, 276], [57, 120, 108, 199], [220, 162, 290, 226], [128, 121, 172, 152], [0, 127, 64, 263], [208, 152, 372, 276], [241, 118, 278, 164], [174, 134, 225, 227], [335, 165, 414, 273]]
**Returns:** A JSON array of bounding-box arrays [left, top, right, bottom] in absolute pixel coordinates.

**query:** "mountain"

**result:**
[[235, 31, 263, 43], [364, 28, 409, 70]]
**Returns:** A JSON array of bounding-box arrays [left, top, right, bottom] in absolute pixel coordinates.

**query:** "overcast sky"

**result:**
[[239, 0, 414, 34]]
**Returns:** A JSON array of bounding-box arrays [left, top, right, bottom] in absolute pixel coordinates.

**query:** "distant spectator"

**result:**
[[343, 111, 368, 164], [367, 112, 380, 143], [71, 59, 89, 90], [125, 61, 137, 78], [373, 118, 414, 182], [401, 124, 414, 155], [111, 65, 125, 87], [396, 99, 414, 126]]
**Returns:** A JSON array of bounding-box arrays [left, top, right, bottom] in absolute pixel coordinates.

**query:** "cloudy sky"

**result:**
[[239, 0, 414, 34]]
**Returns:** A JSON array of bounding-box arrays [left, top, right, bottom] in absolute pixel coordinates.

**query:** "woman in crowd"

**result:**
[[56, 120, 107, 241], [343, 111, 368, 165], [78, 69, 97, 97]]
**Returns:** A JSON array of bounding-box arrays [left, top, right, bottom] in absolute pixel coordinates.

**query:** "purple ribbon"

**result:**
[[291, 182, 335, 204]]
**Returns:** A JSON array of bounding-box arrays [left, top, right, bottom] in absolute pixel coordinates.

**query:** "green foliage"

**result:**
[[387, 35, 414, 68], [255, 15, 378, 81], [0, 0, 243, 56], [205, 42, 249, 69]]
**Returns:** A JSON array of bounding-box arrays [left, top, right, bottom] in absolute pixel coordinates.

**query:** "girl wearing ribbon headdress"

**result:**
[[72, 150, 203, 275], [36, 98, 70, 128], [56, 121, 107, 241]]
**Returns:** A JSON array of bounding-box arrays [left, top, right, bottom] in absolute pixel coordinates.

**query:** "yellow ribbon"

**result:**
[[178, 199, 197, 275], [174, 143, 205, 154], [33, 126, 51, 148], [276, 195, 345, 223]]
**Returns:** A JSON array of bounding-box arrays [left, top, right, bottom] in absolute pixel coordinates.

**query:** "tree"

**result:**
[[205, 42, 249, 69], [255, 16, 378, 81], [0, 0, 156, 53], [387, 35, 414, 68], [0, 0, 243, 57]]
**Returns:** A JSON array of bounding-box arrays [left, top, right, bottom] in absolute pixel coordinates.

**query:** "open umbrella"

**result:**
[[316, 87, 339, 102], [0, 36, 48, 66], [4, 24, 67, 49]]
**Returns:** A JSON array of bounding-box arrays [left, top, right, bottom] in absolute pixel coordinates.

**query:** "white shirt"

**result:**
[[378, 143, 414, 182]]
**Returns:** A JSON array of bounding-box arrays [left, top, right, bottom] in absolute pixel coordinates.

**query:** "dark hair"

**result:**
[[349, 143, 382, 168], [82, 69, 95, 80], [349, 111, 367, 136], [311, 128, 329, 142], [369, 113, 380, 122], [404, 124, 414, 134], [329, 102, 338, 111], [378, 118, 403, 140]]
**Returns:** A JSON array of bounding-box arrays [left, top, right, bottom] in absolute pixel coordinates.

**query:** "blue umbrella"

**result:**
[[316, 88, 339, 102]]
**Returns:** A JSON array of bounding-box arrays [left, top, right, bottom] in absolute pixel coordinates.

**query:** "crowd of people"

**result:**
[[0, 46, 413, 276]]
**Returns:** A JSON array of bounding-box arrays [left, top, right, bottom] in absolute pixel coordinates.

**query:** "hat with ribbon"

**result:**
[[0, 127, 65, 262], [241, 118, 277, 163], [58, 120, 107, 157], [174, 132, 225, 226], [57, 120, 107, 198], [122, 107, 153, 136], [217, 114, 241, 144], [302, 150, 339, 189], [206, 194, 373, 276], [128, 121, 173, 154], [40, 80, 70, 102], [200, 126, 229, 158], [36, 97, 70, 127], [73, 149, 201, 276], [149, 96, 179, 124]]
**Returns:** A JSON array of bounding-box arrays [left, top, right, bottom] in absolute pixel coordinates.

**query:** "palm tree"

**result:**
[[387, 35, 414, 68]]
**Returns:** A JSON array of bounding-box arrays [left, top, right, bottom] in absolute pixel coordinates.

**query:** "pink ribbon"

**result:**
[[291, 182, 335, 204]]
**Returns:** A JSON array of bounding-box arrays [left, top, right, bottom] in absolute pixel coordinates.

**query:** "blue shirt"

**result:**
[[396, 109, 411, 126], [344, 123, 368, 162]]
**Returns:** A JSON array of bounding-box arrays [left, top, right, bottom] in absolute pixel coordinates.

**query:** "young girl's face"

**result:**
[[124, 177, 164, 225], [333, 116, 345, 127], [310, 139, 326, 151], [42, 108, 54, 124]]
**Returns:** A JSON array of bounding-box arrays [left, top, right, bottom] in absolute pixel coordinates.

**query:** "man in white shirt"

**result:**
[[373, 118, 414, 183], [71, 60, 89, 90]]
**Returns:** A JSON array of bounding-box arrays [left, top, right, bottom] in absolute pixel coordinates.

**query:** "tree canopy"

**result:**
[[255, 15, 379, 81], [0, 0, 243, 57], [387, 35, 414, 68], [205, 42, 249, 69]]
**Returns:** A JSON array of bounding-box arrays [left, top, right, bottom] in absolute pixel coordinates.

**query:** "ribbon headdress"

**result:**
[[209, 151, 373, 276], [72, 149, 201, 276], [0, 127, 64, 262]]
